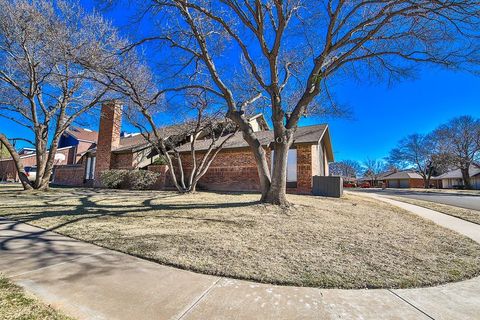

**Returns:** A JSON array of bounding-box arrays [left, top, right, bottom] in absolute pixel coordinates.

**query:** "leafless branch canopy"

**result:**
[[0, 0, 126, 189]]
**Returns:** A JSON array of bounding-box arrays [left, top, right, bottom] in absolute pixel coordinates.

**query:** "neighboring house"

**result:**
[[0, 146, 76, 182], [59, 127, 98, 163], [358, 170, 396, 187], [382, 171, 425, 188], [0, 126, 98, 182], [53, 101, 334, 194], [433, 165, 480, 190]]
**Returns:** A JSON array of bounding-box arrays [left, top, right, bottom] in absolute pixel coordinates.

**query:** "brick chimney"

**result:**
[[94, 101, 122, 181]]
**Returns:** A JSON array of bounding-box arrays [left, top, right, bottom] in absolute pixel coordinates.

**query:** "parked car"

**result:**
[[343, 181, 357, 188], [359, 182, 371, 188], [24, 166, 37, 182]]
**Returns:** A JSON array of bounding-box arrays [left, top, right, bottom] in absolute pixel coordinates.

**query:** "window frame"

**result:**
[[85, 156, 96, 180]]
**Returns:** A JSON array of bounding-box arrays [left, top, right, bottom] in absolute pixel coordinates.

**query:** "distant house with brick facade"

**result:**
[[8, 101, 334, 195], [382, 170, 425, 188], [0, 128, 95, 182]]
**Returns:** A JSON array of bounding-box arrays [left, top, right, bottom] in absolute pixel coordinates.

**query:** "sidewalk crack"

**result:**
[[176, 277, 222, 320], [388, 289, 435, 320]]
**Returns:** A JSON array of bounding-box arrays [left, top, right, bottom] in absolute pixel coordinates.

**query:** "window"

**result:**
[[286, 149, 297, 183], [85, 156, 96, 180], [271, 149, 298, 187]]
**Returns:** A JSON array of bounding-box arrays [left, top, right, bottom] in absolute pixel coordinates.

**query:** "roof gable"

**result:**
[[383, 171, 423, 180], [65, 127, 99, 143]]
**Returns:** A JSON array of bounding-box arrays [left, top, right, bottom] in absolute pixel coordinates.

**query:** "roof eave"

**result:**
[[317, 125, 334, 162]]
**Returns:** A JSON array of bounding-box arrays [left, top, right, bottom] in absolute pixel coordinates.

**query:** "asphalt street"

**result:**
[[355, 189, 480, 211]]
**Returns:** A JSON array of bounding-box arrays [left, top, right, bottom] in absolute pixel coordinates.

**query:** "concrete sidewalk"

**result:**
[[1, 197, 480, 319], [350, 191, 480, 243]]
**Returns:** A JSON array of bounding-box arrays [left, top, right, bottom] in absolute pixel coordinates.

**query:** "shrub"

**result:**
[[99, 169, 160, 190], [123, 170, 160, 190], [100, 170, 128, 189], [152, 156, 168, 165]]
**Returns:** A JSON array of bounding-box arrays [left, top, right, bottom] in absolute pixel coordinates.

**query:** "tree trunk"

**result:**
[[33, 147, 50, 190], [423, 178, 429, 189], [251, 145, 272, 201], [420, 173, 430, 189], [38, 134, 63, 190], [460, 167, 472, 189], [227, 110, 271, 201], [189, 183, 197, 193], [263, 141, 290, 205], [0, 134, 33, 191]]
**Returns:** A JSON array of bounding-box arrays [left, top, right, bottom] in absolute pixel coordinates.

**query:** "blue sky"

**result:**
[[1, 1, 479, 163], [312, 69, 480, 162]]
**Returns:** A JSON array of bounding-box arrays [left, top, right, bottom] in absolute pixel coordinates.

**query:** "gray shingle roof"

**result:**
[[66, 127, 98, 142], [175, 124, 328, 152], [382, 171, 423, 180], [434, 165, 480, 179], [113, 125, 191, 153]]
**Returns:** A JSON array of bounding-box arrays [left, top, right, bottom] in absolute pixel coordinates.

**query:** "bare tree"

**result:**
[[388, 133, 437, 188], [330, 160, 362, 180], [363, 158, 386, 186], [113, 0, 479, 205], [101, 52, 238, 193], [434, 116, 480, 189], [0, 0, 124, 190], [172, 91, 239, 193]]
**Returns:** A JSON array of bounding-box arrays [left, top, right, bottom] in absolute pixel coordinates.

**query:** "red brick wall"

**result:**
[[176, 144, 314, 194], [409, 178, 426, 188], [112, 153, 135, 170], [0, 159, 17, 181], [75, 141, 95, 163], [177, 148, 266, 192], [53, 164, 86, 186], [295, 145, 313, 194], [54, 147, 76, 165]]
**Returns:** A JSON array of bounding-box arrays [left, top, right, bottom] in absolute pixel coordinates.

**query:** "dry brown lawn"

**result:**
[[385, 196, 480, 225], [0, 184, 479, 289], [0, 275, 72, 320]]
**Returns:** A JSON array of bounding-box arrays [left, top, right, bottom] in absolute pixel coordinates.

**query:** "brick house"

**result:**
[[173, 125, 333, 194], [0, 146, 77, 182], [0, 126, 98, 182], [382, 171, 425, 188], [49, 101, 335, 194]]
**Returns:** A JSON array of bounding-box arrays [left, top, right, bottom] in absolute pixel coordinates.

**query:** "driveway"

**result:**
[[354, 189, 480, 211]]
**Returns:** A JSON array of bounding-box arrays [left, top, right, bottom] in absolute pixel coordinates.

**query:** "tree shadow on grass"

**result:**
[[0, 189, 259, 267]]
